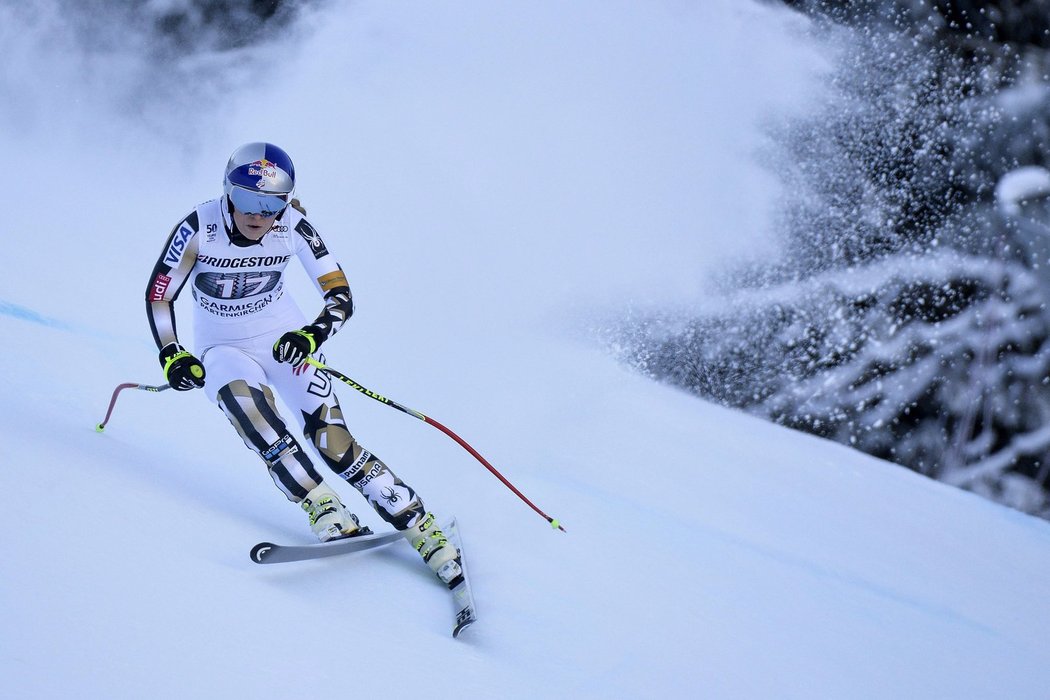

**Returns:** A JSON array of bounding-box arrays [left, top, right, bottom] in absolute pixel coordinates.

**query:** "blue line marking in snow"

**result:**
[[0, 300, 72, 330]]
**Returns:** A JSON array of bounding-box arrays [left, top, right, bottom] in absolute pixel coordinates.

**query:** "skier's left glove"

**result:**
[[273, 327, 319, 368]]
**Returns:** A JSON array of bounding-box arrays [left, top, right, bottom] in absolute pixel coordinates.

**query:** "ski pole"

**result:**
[[304, 357, 566, 532], [96, 382, 172, 432]]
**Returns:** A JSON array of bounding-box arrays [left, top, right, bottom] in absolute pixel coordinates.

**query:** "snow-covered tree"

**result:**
[[614, 6, 1050, 518]]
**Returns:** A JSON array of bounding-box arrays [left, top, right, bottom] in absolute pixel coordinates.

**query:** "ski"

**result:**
[[443, 517, 478, 638], [250, 519, 478, 638], [250, 529, 404, 564]]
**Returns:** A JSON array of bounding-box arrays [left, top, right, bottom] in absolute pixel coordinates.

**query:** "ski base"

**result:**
[[250, 529, 404, 564], [444, 517, 478, 638]]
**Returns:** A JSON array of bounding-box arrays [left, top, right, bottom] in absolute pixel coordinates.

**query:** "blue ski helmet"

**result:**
[[223, 142, 296, 216]]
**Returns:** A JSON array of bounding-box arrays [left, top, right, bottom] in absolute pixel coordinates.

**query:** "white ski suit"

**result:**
[[145, 197, 426, 530]]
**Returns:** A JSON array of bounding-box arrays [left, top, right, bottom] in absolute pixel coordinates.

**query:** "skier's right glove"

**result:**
[[159, 342, 206, 391]]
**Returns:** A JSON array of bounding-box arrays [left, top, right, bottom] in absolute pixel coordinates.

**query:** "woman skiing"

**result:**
[[144, 142, 462, 587]]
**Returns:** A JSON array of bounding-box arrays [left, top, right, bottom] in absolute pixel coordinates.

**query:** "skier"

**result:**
[[145, 142, 463, 587]]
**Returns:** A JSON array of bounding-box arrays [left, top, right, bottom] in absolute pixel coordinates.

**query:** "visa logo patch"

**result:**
[[164, 224, 195, 265]]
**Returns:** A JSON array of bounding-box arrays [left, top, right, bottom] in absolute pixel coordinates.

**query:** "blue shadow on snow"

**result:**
[[0, 299, 72, 330]]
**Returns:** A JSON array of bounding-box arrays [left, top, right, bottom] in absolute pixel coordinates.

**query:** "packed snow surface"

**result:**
[[3, 2, 1049, 698]]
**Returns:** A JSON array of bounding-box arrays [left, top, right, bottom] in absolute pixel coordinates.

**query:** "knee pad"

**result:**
[[299, 402, 361, 473]]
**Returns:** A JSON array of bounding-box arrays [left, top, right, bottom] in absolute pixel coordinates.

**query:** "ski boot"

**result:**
[[406, 513, 463, 588], [301, 482, 372, 542]]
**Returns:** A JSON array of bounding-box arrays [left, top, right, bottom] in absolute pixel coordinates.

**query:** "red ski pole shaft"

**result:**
[[305, 357, 565, 532], [96, 382, 171, 432]]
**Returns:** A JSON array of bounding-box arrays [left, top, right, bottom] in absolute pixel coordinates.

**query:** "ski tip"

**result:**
[[250, 542, 277, 563], [453, 618, 476, 638]]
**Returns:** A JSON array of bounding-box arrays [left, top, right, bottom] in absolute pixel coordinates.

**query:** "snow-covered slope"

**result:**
[[3, 2, 1050, 699]]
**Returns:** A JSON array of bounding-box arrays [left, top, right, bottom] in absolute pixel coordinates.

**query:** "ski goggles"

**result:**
[[228, 186, 291, 217]]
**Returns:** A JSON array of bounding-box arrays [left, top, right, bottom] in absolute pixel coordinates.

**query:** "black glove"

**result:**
[[273, 327, 319, 368], [159, 342, 206, 391]]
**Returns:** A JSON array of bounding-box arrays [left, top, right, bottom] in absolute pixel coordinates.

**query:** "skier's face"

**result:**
[[232, 208, 279, 240]]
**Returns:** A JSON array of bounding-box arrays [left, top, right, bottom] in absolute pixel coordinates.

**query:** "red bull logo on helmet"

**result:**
[[247, 158, 279, 183]]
